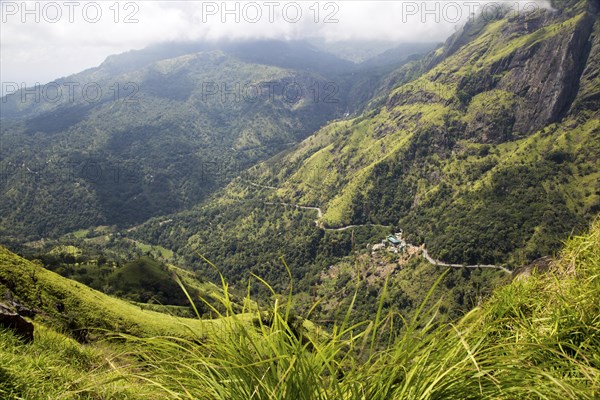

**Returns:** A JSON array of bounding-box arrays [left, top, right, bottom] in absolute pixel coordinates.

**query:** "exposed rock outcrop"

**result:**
[[513, 256, 554, 280], [498, 12, 595, 135], [0, 302, 34, 343], [387, 1, 597, 144], [4, 290, 37, 318], [457, 5, 596, 140], [569, 18, 600, 114]]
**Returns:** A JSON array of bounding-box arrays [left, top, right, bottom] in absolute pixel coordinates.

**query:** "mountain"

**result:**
[[2, 1, 600, 397], [264, 0, 600, 266], [1, 41, 424, 241], [126, 0, 598, 300]]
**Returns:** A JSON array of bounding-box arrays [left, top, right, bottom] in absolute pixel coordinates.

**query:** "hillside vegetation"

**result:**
[[0, 42, 362, 240], [0, 246, 228, 340], [2, 217, 597, 399], [130, 0, 599, 313]]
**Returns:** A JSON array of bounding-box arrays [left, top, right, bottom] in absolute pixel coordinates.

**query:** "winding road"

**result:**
[[422, 248, 512, 275], [323, 224, 391, 232], [265, 202, 323, 219], [250, 180, 512, 275]]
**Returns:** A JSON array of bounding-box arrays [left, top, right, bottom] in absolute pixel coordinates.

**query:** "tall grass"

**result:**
[[0, 323, 162, 400], [120, 219, 600, 399]]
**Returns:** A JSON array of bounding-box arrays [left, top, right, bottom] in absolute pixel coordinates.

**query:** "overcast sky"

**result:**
[[1, 1, 551, 92]]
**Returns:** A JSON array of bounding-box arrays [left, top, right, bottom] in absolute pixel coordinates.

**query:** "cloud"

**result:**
[[0, 0, 553, 90]]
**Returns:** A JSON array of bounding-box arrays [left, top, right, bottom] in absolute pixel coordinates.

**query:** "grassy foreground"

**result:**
[[1, 217, 599, 399], [124, 217, 600, 399], [0, 247, 229, 340]]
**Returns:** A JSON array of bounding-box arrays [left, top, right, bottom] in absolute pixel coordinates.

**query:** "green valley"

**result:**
[[126, 0, 599, 321], [1, 0, 599, 398], [1, 213, 599, 399]]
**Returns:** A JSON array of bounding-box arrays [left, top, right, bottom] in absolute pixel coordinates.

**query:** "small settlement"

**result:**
[[371, 230, 406, 254]]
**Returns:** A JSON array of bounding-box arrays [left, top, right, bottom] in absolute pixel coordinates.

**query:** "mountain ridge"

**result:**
[[3, 40, 422, 240], [0, 0, 597, 334], [128, 0, 599, 283]]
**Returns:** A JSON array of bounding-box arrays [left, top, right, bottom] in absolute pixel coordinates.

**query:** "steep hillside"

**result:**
[[244, 0, 600, 266], [0, 246, 223, 340], [1, 41, 388, 241], [0, 245, 256, 399], [129, 0, 598, 303]]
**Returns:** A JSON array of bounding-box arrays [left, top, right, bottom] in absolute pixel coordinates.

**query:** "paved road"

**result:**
[[265, 202, 323, 219], [254, 181, 512, 275], [323, 224, 391, 231], [422, 248, 512, 275]]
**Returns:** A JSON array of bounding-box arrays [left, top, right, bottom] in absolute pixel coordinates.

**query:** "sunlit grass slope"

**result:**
[[1, 217, 598, 398], [0, 324, 160, 400], [125, 217, 600, 399], [0, 246, 221, 339]]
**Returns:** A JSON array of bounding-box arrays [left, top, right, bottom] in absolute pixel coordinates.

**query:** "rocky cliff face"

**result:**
[[569, 14, 600, 114], [385, 0, 597, 144], [498, 11, 595, 135], [237, 0, 600, 265]]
